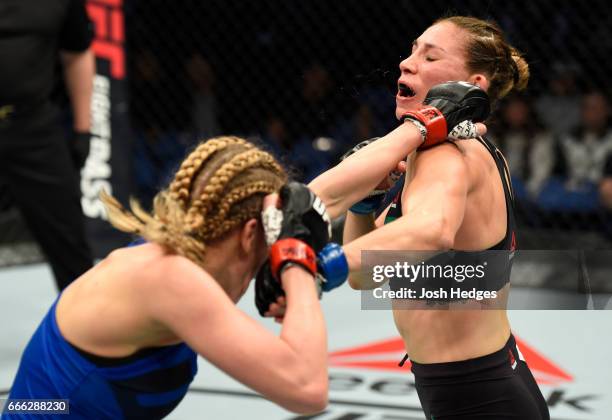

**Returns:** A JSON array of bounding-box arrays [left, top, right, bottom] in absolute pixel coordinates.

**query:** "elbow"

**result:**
[[299, 381, 329, 414], [308, 177, 343, 219], [437, 230, 455, 250], [348, 275, 360, 290], [348, 274, 379, 291], [272, 353, 328, 414], [427, 218, 455, 250], [283, 377, 328, 414]]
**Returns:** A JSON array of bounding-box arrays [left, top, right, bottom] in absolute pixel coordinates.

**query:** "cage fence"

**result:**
[[2, 0, 612, 291]]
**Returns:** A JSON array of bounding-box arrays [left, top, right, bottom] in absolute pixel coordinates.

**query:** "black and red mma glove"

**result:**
[[402, 81, 490, 149], [269, 238, 317, 281], [255, 182, 332, 316]]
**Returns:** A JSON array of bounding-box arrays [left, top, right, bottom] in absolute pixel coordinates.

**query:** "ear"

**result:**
[[468, 73, 490, 92], [239, 218, 259, 254]]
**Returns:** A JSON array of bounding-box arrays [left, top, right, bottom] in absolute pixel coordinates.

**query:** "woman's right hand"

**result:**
[[256, 183, 330, 317], [402, 81, 490, 148]]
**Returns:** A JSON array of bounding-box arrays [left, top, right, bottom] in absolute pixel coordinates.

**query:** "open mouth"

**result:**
[[398, 83, 416, 98]]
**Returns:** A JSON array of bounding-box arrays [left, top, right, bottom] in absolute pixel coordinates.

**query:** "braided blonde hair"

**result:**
[[100, 136, 287, 266]]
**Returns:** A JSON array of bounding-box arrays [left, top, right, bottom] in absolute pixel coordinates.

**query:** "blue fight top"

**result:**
[[4, 298, 198, 419]]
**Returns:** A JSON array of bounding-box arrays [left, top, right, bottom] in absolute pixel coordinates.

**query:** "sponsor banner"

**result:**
[[83, 0, 132, 257], [360, 250, 612, 310], [184, 287, 610, 419], [174, 288, 610, 419], [329, 335, 573, 384]]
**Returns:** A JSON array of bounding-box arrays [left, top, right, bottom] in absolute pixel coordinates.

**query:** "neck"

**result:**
[[202, 245, 229, 282], [201, 240, 243, 300]]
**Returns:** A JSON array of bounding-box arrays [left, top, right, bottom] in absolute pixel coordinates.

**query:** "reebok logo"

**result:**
[[329, 335, 573, 385]]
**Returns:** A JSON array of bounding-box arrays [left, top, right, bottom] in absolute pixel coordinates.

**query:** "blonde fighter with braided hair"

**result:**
[[103, 136, 286, 270], [6, 136, 330, 418]]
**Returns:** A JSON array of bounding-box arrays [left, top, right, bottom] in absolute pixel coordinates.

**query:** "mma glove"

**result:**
[[255, 182, 349, 316], [255, 241, 349, 316], [401, 81, 490, 149], [275, 181, 332, 254]]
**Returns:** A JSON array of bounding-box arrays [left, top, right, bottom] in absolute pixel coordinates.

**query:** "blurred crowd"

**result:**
[[129, 53, 394, 202], [124, 0, 612, 244], [129, 54, 612, 237], [489, 64, 612, 237]]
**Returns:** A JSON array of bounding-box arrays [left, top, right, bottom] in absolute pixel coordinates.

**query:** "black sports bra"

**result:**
[[383, 136, 516, 250]]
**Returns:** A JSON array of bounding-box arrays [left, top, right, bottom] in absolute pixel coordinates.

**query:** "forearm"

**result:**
[[308, 122, 422, 218], [61, 49, 95, 132], [279, 266, 328, 386], [343, 212, 376, 244]]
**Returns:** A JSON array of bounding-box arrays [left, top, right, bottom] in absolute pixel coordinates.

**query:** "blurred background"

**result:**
[[1, 0, 612, 291]]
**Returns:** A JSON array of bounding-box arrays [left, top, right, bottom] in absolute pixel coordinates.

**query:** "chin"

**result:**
[[395, 107, 404, 120], [395, 98, 421, 120], [233, 288, 246, 303], [395, 105, 413, 120]]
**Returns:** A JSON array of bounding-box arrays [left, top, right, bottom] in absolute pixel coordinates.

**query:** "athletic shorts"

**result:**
[[411, 334, 550, 420]]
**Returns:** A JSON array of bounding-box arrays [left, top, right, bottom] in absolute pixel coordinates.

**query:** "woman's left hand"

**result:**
[[376, 160, 407, 190], [264, 296, 286, 323]]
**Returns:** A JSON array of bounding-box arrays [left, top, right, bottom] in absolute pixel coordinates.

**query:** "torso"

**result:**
[[383, 138, 515, 363]]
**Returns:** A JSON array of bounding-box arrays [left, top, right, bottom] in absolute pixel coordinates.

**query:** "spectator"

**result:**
[[256, 115, 290, 157], [130, 48, 168, 133], [490, 94, 554, 200], [540, 91, 612, 211], [600, 163, 612, 209], [185, 52, 221, 139], [535, 62, 582, 138], [283, 63, 358, 181]]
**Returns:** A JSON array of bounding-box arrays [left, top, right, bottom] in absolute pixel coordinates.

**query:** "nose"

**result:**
[[399, 54, 417, 75]]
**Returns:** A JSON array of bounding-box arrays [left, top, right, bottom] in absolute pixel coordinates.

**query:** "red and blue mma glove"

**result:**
[[255, 182, 349, 317], [402, 81, 490, 150]]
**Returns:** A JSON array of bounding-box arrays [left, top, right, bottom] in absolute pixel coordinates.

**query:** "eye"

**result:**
[[425, 56, 437, 62]]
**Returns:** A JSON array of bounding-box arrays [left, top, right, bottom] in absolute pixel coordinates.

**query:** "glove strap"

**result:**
[[270, 238, 317, 281], [447, 120, 478, 140], [317, 242, 349, 292], [402, 106, 448, 148], [261, 206, 283, 246]]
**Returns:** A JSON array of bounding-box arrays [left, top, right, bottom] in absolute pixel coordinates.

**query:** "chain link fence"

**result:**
[[125, 0, 612, 250], [2, 0, 612, 278]]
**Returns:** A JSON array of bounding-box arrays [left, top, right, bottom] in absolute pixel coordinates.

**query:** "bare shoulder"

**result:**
[[106, 244, 218, 302], [116, 248, 234, 338], [139, 249, 216, 295], [412, 142, 470, 180]]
